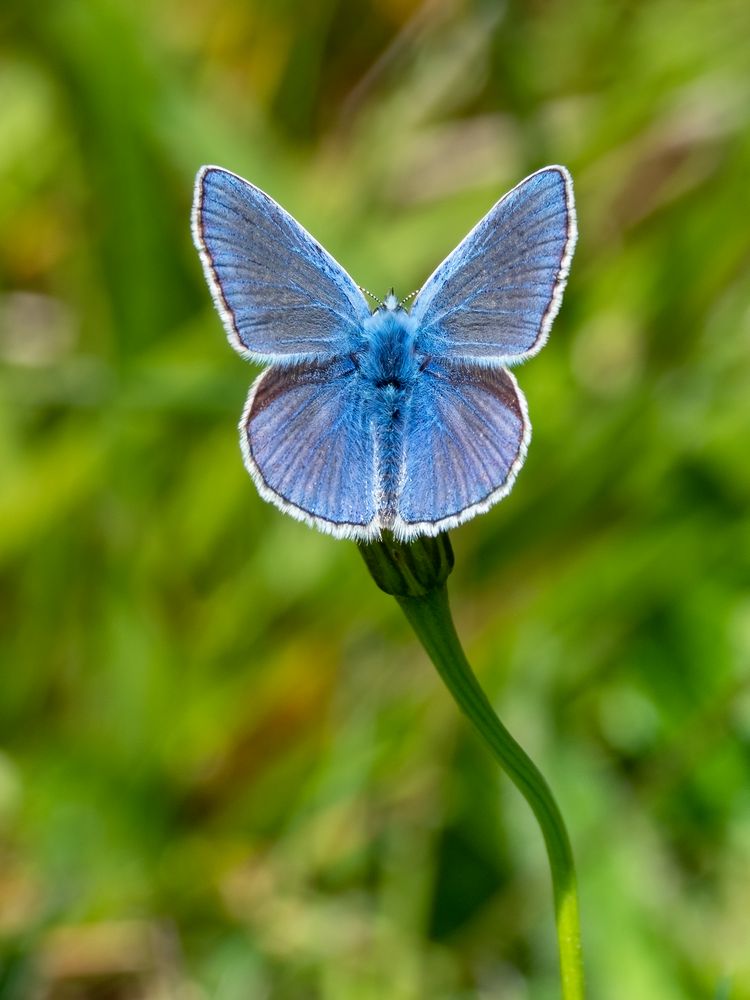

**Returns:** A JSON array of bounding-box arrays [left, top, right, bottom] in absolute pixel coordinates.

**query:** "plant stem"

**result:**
[[397, 584, 585, 1000]]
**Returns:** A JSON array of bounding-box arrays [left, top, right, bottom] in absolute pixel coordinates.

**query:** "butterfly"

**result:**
[[192, 165, 576, 541]]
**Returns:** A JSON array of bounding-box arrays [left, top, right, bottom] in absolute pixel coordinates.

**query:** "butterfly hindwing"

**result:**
[[242, 357, 378, 537], [193, 166, 370, 363], [411, 166, 576, 364], [395, 362, 529, 537]]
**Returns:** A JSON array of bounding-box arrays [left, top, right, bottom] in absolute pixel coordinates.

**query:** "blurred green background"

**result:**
[[2, 0, 750, 997]]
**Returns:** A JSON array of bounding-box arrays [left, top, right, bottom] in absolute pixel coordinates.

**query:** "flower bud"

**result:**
[[358, 532, 454, 597]]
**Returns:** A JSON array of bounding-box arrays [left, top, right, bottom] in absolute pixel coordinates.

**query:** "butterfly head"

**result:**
[[383, 288, 400, 312]]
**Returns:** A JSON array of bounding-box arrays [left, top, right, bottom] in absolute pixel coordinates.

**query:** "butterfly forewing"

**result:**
[[242, 358, 379, 538], [193, 167, 370, 363], [411, 166, 576, 365], [395, 363, 529, 537]]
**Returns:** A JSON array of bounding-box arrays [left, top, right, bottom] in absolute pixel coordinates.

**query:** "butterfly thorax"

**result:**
[[358, 305, 421, 394]]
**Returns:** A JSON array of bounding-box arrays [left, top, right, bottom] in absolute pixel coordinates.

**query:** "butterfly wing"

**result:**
[[241, 357, 378, 538], [410, 166, 576, 364], [394, 362, 529, 538], [193, 166, 370, 363]]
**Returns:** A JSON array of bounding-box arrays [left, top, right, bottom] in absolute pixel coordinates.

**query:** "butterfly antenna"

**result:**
[[399, 288, 420, 307], [359, 285, 383, 306]]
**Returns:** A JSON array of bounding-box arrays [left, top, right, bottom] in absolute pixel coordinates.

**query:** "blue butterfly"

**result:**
[[192, 165, 577, 540]]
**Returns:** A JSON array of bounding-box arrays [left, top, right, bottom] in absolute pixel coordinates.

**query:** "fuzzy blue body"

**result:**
[[357, 302, 421, 526], [193, 164, 576, 538]]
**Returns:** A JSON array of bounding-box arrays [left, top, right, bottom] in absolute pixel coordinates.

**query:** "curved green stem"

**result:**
[[397, 585, 585, 1000]]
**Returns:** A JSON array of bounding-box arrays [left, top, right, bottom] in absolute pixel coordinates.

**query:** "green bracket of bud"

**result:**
[[357, 532, 454, 597]]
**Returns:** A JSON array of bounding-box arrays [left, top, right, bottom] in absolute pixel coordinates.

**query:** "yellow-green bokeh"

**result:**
[[1, 0, 750, 997]]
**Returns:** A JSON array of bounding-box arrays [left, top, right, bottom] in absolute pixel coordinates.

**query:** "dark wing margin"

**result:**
[[192, 166, 370, 364]]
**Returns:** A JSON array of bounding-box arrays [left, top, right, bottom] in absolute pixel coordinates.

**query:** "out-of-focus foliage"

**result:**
[[1, 0, 750, 997]]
